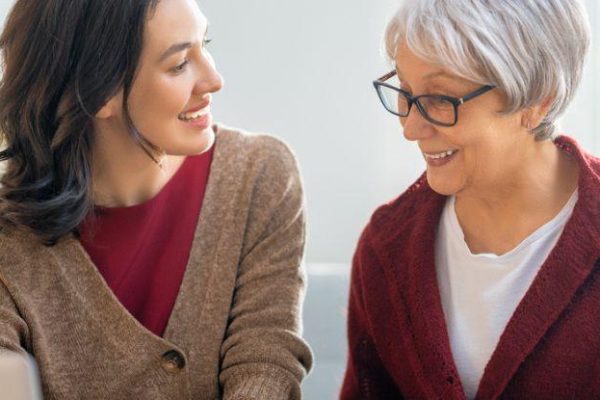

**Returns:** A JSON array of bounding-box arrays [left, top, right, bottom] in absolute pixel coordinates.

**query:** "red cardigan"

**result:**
[[341, 136, 600, 400]]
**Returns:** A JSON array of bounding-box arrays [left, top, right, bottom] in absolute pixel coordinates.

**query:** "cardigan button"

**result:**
[[161, 350, 186, 374]]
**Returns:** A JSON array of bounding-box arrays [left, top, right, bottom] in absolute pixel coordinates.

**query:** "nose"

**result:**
[[401, 104, 435, 142], [194, 50, 224, 95]]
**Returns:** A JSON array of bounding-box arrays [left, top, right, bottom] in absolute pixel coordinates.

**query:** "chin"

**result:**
[[192, 128, 215, 154], [426, 171, 461, 196], [429, 186, 457, 196], [166, 128, 215, 156]]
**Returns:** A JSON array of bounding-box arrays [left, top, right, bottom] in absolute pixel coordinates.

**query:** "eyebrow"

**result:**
[[158, 24, 210, 62], [396, 68, 456, 82], [423, 71, 458, 81], [159, 42, 193, 62]]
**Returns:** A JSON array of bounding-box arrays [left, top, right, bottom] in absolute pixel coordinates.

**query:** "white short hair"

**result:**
[[385, 0, 591, 140]]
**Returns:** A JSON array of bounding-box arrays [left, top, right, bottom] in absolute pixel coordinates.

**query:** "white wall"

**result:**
[[562, 1, 600, 151], [197, 0, 600, 264], [198, 0, 423, 264], [0, 0, 598, 265], [0, 1, 7, 20]]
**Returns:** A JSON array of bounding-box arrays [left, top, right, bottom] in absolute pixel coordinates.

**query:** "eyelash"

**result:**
[[173, 59, 189, 74], [171, 38, 212, 74]]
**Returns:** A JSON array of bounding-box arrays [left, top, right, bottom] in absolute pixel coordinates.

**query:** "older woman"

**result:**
[[341, 1, 597, 399], [0, 0, 311, 398]]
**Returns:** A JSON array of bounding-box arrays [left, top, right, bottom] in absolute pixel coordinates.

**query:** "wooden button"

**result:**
[[161, 350, 186, 374]]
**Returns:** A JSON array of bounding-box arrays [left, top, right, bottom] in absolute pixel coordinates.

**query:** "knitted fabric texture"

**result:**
[[0, 125, 313, 400], [341, 135, 600, 400]]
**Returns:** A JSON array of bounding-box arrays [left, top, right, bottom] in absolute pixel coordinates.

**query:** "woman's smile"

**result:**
[[180, 110, 211, 130], [422, 148, 459, 167]]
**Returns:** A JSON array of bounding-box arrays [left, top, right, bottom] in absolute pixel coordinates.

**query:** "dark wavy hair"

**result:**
[[0, 0, 161, 245]]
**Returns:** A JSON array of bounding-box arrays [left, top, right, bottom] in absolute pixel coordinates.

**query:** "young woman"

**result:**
[[0, 0, 312, 398], [342, 0, 599, 399]]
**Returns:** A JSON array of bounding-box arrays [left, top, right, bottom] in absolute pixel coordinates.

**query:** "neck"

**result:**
[[454, 139, 579, 255], [91, 122, 185, 208]]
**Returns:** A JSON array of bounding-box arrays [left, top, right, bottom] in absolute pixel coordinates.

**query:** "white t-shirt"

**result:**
[[435, 191, 578, 399]]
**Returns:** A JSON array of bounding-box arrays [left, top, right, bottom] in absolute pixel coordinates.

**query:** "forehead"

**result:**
[[395, 40, 461, 84], [144, 0, 207, 51]]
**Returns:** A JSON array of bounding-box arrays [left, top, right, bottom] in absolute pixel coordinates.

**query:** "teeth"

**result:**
[[179, 108, 209, 121], [424, 149, 457, 160]]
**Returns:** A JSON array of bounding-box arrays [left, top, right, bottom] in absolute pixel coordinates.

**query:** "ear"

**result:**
[[95, 90, 123, 120], [521, 96, 554, 130]]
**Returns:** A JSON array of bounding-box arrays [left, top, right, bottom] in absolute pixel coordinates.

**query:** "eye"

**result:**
[[172, 59, 189, 74], [203, 37, 212, 47], [423, 95, 454, 109]]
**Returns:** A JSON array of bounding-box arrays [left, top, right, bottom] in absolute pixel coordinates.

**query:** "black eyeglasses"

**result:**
[[373, 70, 495, 127]]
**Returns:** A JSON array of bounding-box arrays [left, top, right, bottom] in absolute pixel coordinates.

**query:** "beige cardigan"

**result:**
[[0, 125, 313, 399]]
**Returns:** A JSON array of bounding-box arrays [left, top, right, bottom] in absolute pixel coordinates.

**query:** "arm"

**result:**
[[340, 229, 403, 400], [219, 137, 313, 400]]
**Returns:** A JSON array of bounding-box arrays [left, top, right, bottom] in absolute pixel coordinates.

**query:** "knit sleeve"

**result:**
[[219, 136, 313, 400], [340, 228, 404, 400]]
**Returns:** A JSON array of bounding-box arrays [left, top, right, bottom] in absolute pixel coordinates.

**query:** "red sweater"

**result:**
[[79, 148, 213, 337], [341, 136, 600, 400]]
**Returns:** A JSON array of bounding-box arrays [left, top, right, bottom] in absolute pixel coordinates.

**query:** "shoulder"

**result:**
[[212, 124, 302, 195], [211, 126, 305, 256], [353, 173, 445, 283], [555, 135, 600, 193], [0, 227, 51, 287], [362, 173, 443, 244], [214, 124, 299, 171], [555, 135, 600, 171], [351, 175, 444, 295]]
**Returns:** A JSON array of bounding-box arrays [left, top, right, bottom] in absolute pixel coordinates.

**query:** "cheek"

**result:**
[[459, 128, 520, 183], [446, 104, 523, 182], [444, 123, 493, 172], [129, 77, 190, 123]]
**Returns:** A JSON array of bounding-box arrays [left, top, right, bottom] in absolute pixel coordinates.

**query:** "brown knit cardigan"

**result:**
[[0, 125, 313, 399]]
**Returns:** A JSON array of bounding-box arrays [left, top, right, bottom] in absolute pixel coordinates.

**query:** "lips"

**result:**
[[178, 107, 210, 122], [178, 99, 211, 121], [423, 149, 458, 160], [422, 149, 459, 167]]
